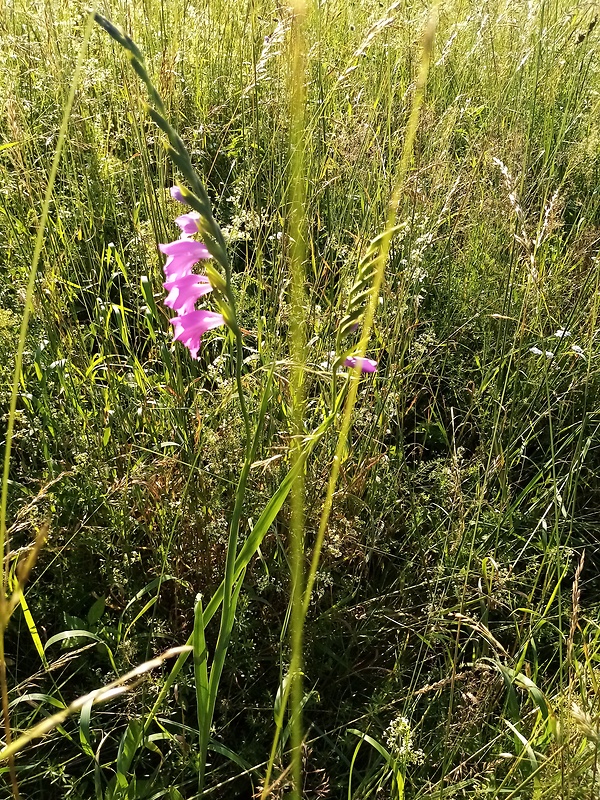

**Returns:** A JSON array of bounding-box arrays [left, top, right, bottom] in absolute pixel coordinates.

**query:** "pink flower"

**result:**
[[159, 239, 210, 281], [170, 185, 185, 204], [160, 199, 224, 360], [344, 356, 377, 373], [175, 212, 200, 237], [163, 273, 213, 315], [170, 310, 225, 360]]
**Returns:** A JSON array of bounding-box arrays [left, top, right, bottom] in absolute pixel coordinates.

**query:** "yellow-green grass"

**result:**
[[0, 1, 600, 798]]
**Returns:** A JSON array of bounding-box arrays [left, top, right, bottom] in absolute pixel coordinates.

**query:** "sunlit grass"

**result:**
[[1, 0, 600, 797]]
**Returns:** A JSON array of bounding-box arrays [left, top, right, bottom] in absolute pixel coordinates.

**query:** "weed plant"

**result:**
[[1, 1, 600, 798]]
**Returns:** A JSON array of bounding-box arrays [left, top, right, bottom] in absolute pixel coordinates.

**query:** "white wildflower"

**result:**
[[530, 346, 554, 358], [384, 715, 424, 765]]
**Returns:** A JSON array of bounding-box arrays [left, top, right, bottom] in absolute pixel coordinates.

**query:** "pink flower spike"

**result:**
[[170, 185, 186, 204], [344, 356, 378, 373], [175, 212, 201, 237], [163, 274, 213, 316], [170, 309, 225, 360], [159, 239, 211, 281]]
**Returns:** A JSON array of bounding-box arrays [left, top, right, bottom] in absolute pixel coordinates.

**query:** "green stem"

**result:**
[[234, 323, 251, 441], [262, 11, 437, 787], [197, 322, 255, 789]]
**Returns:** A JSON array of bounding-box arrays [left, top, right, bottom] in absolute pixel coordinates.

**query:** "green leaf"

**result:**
[[193, 593, 209, 763], [44, 629, 118, 673], [208, 740, 253, 772], [144, 407, 337, 732], [116, 719, 143, 778], [348, 729, 405, 799], [87, 597, 106, 627], [79, 694, 95, 758], [8, 693, 66, 711], [44, 629, 105, 651]]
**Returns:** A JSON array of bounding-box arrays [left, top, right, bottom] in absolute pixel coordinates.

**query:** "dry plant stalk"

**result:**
[[337, 0, 404, 86], [492, 156, 562, 289], [0, 523, 48, 800], [244, 10, 292, 97]]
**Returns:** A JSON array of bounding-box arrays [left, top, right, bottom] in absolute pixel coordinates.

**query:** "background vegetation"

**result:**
[[1, 0, 600, 797]]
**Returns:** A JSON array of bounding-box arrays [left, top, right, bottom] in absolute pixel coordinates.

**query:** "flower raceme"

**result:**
[[160, 186, 225, 359], [163, 184, 378, 369]]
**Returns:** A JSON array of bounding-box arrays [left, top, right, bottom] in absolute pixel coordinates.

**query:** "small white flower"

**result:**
[[530, 346, 554, 358], [572, 344, 585, 357], [554, 329, 571, 338]]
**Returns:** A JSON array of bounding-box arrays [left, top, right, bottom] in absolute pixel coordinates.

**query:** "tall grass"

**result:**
[[1, 0, 600, 798]]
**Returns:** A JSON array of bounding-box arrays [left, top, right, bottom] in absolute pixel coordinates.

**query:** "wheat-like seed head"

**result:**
[[243, 12, 292, 98]]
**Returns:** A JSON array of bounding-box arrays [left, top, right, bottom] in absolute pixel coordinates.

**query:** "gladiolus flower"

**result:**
[[170, 185, 185, 204], [170, 310, 225, 360], [159, 239, 210, 281], [161, 196, 224, 359], [175, 212, 201, 237], [344, 356, 377, 373], [163, 273, 213, 316]]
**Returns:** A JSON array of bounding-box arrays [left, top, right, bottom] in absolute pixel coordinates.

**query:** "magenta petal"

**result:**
[[175, 212, 201, 236], [163, 274, 213, 315], [159, 239, 211, 280], [344, 356, 378, 373], [170, 310, 225, 360], [170, 185, 186, 204]]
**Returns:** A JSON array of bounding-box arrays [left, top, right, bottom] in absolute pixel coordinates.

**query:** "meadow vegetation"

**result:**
[[1, 0, 600, 797]]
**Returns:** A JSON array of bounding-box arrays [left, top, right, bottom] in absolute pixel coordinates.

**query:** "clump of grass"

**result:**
[[1, 1, 600, 798]]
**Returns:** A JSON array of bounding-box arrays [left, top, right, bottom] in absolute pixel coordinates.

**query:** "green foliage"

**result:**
[[2, 0, 600, 798]]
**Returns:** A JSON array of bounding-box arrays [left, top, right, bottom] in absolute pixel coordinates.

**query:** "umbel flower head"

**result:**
[[160, 186, 225, 359]]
